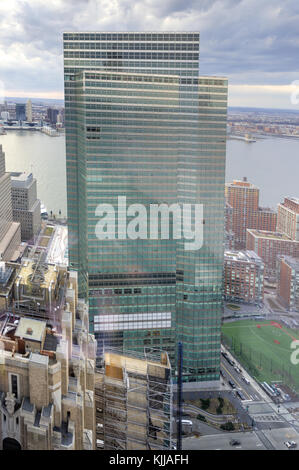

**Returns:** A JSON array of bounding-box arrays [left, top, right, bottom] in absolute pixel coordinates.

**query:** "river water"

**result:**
[[0, 131, 298, 217]]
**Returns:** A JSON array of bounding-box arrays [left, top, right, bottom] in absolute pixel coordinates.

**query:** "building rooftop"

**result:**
[[258, 206, 276, 213], [226, 178, 258, 189], [11, 172, 34, 189], [224, 250, 263, 264], [18, 259, 58, 289], [285, 197, 299, 205], [247, 229, 294, 241], [15, 318, 46, 343], [280, 256, 299, 270]]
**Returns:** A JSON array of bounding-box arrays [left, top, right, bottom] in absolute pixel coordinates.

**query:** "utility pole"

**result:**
[[177, 341, 183, 451]]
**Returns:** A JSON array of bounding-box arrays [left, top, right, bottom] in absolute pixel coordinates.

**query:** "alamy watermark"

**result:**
[[95, 196, 204, 251], [290, 339, 299, 365], [290, 80, 299, 105]]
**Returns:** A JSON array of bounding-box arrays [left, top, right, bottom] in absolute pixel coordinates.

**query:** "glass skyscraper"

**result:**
[[63, 32, 227, 384]]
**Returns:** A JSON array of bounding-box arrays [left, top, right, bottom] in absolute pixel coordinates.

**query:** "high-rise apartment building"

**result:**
[[63, 32, 227, 384], [226, 177, 277, 248], [11, 172, 41, 242], [26, 99, 32, 122], [225, 178, 259, 248], [277, 197, 299, 241]]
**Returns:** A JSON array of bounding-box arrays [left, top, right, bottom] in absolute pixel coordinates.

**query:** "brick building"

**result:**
[[277, 197, 299, 241], [225, 178, 277, 249], [246, 229, 299, 278], [277, 256, 299, 312]]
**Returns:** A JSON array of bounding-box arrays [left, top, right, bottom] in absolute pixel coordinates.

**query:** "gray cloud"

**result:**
[[0, 0, 298, 105]]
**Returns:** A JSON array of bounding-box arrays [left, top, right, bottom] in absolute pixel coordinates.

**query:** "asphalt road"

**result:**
[[220, 356, 262, 401], [183, 431, 266, 450]]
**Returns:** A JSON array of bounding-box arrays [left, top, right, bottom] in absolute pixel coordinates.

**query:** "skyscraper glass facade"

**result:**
[[63, 32, 227, 383]]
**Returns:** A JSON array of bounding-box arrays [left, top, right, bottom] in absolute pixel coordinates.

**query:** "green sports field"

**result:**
[[222, 319, 299, 391]]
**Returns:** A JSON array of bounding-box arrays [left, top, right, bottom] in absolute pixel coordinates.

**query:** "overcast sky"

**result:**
[[1, 0, 299, 109]]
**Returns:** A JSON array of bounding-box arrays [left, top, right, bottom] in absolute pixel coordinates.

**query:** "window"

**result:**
[[11, 374, 18, 399]]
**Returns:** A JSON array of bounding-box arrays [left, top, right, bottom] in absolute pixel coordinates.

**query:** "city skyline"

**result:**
[[0, 1, 299, 109]]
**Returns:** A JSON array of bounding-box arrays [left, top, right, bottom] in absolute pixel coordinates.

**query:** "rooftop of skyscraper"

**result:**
[[226, 177, 258, 189]]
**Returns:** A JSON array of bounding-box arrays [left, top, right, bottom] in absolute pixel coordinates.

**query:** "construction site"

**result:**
[[95, 348, 173, 450]]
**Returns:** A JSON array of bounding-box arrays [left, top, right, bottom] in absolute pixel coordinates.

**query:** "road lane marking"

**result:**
[[221, 362, 251, 400]]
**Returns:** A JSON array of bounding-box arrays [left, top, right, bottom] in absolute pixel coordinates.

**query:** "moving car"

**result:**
[[242, 376, 250, 385], [230, 439, 241, 446], [236, 390, 246, 400], [284, 441, 297, 449]]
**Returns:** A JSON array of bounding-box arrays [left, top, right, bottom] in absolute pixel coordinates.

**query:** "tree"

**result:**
[[220, 421, 235, 431]]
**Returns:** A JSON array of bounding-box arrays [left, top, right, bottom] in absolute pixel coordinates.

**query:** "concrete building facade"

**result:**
[[224, 250, 264, 305], [0, 261, 97, 450], [26, 100, 32, 123], [0, 145, 21, 261], [11, 172, 41, 242]]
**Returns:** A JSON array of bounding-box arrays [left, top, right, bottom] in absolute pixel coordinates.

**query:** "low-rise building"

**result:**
[[224, 250, 264, 305]]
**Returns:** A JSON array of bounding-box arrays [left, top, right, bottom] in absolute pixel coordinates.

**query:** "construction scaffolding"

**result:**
[[95, 348, 173, 450]]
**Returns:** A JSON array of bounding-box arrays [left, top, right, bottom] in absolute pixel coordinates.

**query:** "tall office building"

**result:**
[[63, 32, 227, 384], [47, 108, 59, 125], [11, 172, 41, 242], [15, 103, 26, 122], [0, 145, 21, 261], [26, 99, 32, 122]]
